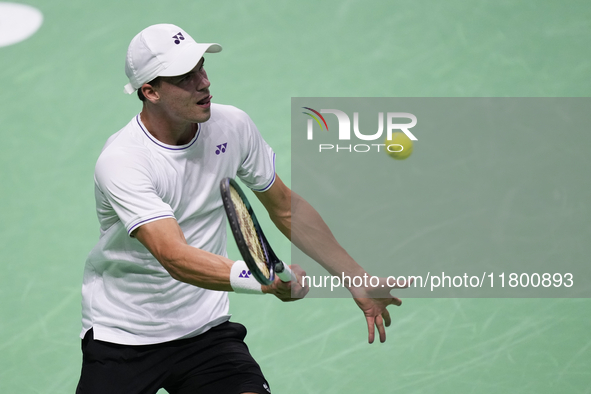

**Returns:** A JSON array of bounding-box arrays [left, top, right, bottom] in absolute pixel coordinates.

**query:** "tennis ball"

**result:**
[[385, 132, 413, 160]]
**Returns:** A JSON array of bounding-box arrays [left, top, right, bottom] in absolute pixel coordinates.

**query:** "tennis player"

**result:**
[[76, 23, 406, 394]]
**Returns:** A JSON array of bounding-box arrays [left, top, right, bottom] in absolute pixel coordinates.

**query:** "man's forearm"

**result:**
[[134, 218, 234, 291], [158, 243, 235, 291], [290, 192, 367, 279]]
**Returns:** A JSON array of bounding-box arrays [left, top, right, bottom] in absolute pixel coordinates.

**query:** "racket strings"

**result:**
[[230, 186, 270, 279]]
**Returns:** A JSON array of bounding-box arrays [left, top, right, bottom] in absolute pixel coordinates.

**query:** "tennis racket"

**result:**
[[220, 177, 293, 286]]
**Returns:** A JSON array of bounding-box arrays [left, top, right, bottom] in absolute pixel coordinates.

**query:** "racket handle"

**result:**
[[275, 262, 293, 282]]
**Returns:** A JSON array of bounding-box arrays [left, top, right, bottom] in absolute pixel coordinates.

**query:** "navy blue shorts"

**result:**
[[76, 322, 271, 394]]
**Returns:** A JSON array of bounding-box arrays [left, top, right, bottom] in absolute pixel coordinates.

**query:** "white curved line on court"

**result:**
[[0, 2, 43, 47]]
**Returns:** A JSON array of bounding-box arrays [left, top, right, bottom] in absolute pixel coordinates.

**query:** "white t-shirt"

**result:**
[[81, 103, 276, 345]]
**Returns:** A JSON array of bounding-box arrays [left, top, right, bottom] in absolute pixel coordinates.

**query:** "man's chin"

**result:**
[[194, 109, 212, 124]]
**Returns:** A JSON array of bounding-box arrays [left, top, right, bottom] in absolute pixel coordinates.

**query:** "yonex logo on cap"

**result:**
[[215, 143, 227, 155], [239, 270, 251, 278], [172, 32, 184, 44]]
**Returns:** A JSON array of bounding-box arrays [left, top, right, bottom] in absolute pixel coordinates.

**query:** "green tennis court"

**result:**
[[1, 1, 589, 392]]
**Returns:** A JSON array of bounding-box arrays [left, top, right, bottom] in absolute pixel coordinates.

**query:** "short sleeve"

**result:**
[[95, 150, 174, 236], [236, 114, 276, 192]]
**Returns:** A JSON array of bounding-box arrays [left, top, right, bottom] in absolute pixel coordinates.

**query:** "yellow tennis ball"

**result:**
[[385, 132, 413, 160]]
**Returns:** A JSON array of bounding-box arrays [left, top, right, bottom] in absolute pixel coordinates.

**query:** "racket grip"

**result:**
[[275, 262, 293, 282]]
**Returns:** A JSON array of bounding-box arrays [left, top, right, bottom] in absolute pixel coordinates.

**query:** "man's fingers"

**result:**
[[273, 269, 309, 301], [375, 315, 387, 343], [366, 316, 375, 344], [382, 309, 391, 327], [295, 281, 309, 298]]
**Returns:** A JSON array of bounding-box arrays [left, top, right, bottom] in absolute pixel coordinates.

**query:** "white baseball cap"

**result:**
[[123, 24, 222, 94]]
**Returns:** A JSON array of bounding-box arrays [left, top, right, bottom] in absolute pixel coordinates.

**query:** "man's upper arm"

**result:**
[[133, 218, 187, 265], [254, 174, 291, 239]]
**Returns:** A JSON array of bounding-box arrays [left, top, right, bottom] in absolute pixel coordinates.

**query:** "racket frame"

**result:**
[[220, 177, 284, 286]]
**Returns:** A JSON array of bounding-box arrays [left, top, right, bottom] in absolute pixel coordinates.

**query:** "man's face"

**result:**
[[155, 57, 212, 124]]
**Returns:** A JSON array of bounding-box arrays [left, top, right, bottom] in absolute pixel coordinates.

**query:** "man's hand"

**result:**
[[262, 264, 309, 301], [348, 276, 411, 344]]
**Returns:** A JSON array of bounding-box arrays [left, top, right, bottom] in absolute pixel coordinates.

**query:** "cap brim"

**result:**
[[158, 42, 222, 77]]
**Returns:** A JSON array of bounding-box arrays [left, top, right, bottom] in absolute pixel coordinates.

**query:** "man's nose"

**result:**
[[196, 71, 210, 90]]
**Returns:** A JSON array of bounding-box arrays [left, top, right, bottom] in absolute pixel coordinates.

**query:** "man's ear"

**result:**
[[141, 83, 160, 103]]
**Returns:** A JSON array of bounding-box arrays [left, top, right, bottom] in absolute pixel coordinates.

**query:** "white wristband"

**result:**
[[230, 260, 264, 294]]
